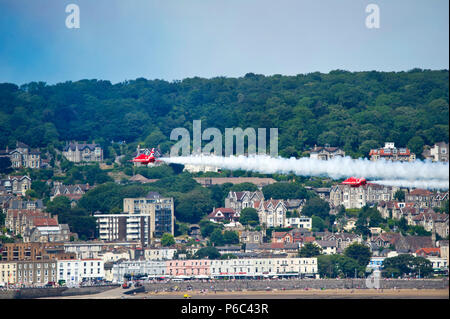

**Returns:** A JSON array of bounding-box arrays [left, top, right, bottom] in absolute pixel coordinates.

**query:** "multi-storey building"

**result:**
[[0, 242, 75, 262], [254, 199, 288, 228], [16, 260, 58, 285], [95, 192, 174, 247], [209, 257, 317, 278], [62, 142, 103, 163], [5, 209, 50, 236], [406, 189, 448, 209], [3, 142, 41, 169], [422, 142, 449, 162], [309, 145, 345, 160], [63, 241, 139, 259], [409, 211, 449, 238], [143, 248, 177, 261], [225, 191, 264, 213], [369, 142, 416, 162], [112, 260, 167, 283], [0, 261, 17, 285], [57, 259, 105, 286], [123, 192, 174, 238], [25, 222, 71, 243], [166, 259, 212, 278], [330, 182, 397, 209]]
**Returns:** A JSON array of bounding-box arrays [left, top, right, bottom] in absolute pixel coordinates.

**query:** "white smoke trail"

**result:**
[[161, 155, 449, 189], [371, 179, 449, 190]]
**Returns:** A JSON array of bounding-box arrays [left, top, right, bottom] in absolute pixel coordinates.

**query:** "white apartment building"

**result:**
[[95, 192, 174, 247], [209, 257, 317, 278], [57, 259, 105, 286]]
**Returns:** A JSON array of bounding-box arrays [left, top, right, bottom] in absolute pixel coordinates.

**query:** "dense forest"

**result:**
[[0, 69, 448, 159]]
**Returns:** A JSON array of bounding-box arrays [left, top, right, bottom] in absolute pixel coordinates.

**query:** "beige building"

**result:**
[[143, 248, 177, 261], [0, 262, 17, 285], [422, 142, 449, 162]]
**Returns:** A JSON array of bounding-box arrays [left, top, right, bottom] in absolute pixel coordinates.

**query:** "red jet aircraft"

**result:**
[[132, 148, 161, 166], [341, 177, 367, 187]]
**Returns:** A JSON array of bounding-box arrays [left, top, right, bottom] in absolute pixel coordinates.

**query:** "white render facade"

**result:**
[[285, 217, 312, 230], [144, 248, 177, 261], [57, 259, 105, 286], [209, 257, 317, 277]]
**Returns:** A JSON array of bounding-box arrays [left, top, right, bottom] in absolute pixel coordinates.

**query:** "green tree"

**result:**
[[407, 136, 425, 157], [311, 215, 325, 232], [0, 157, 12, 174], [302, 197, 330, 220], [382, 254, 433, 278], [230, 183, 259, 192], [344, 243, 372, 268], [161, 233, 175, 246], [299, 242, 322, 257], [210, 228, 225, 246], [223, 231, 239, 245], [194, 246, 221, 259], [262, 182, 308, 200], [239, 207, 260, 226]]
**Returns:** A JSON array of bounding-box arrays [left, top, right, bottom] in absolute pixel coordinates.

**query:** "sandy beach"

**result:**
[[137, 288, 449, 299]]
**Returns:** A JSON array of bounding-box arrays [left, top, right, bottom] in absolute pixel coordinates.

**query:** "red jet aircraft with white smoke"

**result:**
[[132, 147, 162, 166], [341, 177, 367, 187]]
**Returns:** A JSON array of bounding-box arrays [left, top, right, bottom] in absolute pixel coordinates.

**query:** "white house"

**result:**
[[57, 259, 105, 286], [285, 216, 312, 230]]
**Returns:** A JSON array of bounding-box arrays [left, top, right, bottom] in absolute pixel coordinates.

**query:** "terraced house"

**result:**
[[330, 182, 397, 209]]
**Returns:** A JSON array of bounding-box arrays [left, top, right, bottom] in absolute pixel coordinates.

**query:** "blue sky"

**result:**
[[0, 0, 448, 85]]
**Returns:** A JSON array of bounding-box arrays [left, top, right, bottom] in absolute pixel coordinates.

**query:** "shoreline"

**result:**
[[138, 288, 449, 299]]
